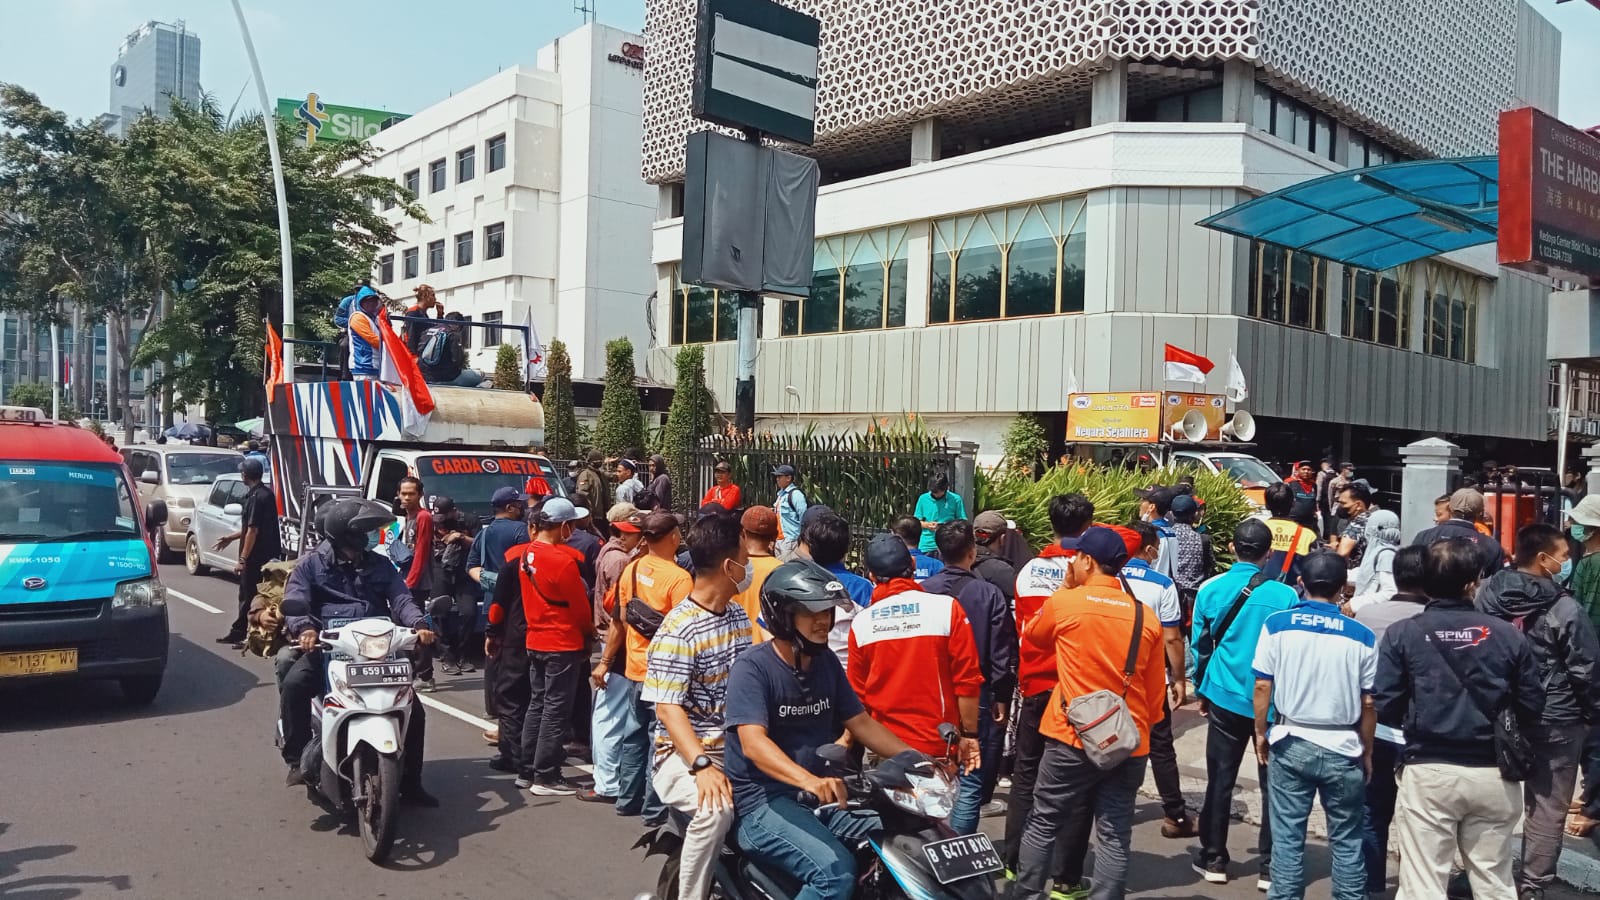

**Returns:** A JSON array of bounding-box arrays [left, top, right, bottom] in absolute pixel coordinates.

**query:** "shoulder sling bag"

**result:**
[[1064, 599, 1145, 770], [621, 559, 665, 639], [1420, 630, 1534, 781], [1193, 572, 1271, 692]]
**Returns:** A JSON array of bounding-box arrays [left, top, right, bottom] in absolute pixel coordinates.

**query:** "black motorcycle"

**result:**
[[636, 724, 1000, 900]]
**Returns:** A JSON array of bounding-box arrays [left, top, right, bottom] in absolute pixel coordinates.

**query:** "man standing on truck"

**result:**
[[214, 457, 279, 649], [347, 289, 385, 382]]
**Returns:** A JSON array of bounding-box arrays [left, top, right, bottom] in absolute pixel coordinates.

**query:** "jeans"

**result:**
[[615, 678, 664, 820], [1266, 736, 1366, 900], [279, 651, 426, 790], [272, 645, 300, 690], [519, 649, 586, 782], [1361, 738, 1402, 893], [1013, 739, 1147, 900], [1147, 696, 1188, 820], [950, 689, 1005, 834], [735, 796, 881, 900], [1521, 723, 1587, 893], [1198, 705, 1273, 870], [1004, 691, 1076, 877], [590, 672, 633, 796], [1394, 762, 1519, 900], [653, 754, 736, 900]]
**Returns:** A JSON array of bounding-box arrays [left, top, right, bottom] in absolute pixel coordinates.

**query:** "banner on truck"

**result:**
[[1066, 392, 1162, 443], [1161, 392, 1228, 441]]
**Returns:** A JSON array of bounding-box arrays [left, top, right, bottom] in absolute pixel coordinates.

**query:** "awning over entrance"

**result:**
[[1198, 157, 1498, 271]]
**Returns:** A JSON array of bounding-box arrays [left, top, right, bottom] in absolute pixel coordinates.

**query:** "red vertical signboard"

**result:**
[[1499, 107, 1600, 284]]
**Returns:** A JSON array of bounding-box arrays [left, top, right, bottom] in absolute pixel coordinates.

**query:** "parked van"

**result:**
[[0, 407, 169, 704]]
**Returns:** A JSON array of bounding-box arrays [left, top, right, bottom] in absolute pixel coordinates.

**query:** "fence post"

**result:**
[[1399, 437, 1466, 544], [952, 441, 979, 516], [1585, 444, 1600, 499]]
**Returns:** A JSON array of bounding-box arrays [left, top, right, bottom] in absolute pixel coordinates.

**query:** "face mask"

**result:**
[[729, 560, 754, 593], [1574, 524, 1589, 543], [1559, 558, 1574, 583], [366, 531, 382, 550]]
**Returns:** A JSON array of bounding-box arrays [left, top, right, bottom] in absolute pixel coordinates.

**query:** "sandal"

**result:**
[[1566, 812, 1598, 838]]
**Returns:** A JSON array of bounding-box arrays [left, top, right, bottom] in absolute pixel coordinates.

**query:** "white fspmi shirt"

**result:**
[[1118, 560, 1184, 627], [1250, 599, 1377, 758]]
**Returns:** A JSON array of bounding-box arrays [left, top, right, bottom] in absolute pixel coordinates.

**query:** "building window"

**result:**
[[1345, 131, 1408, 169], [1248, 242, 1327, 330], [378, 254, 394, 285], [1342, 265, 1411, 348], [456, 147, 475, 183], [455, 231, 473, 267], [427, 240, 445, 274], [929, 196, 1088, 325], [668, 267, 740, 345], [1424, 262, 1479, 363], [484, 222, 505, 260], [428, 159, 446, 193], [382, 191, 395, 211], [482, 311, 502, 348], [486, 134, 507, 172], [402, 169, 419, 196], [780, 226, 911, 336], [1251, 85, 1337, 161], [1133, 86, 1224, 124], [401, 247, 419, 280]]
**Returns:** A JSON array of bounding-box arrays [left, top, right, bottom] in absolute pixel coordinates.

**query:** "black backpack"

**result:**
[[418, 326, 451, 368]]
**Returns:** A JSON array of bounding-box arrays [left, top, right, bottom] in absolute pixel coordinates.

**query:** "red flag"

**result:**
[[376, 308, 436, 435], [264, 321, 284, 401], [1163, 343, 1214, 384]]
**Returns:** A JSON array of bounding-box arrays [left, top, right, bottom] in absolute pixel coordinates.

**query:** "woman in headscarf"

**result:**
[[1349, 508, 1402, 610], [647, 454, 672, 511]]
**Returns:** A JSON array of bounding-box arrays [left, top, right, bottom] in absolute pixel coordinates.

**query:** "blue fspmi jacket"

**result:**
[[1189, 561, 1299, 718]]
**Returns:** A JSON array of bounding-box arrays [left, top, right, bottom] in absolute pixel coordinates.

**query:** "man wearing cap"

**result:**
[[1137, 485, 1181, 581], [923, 519, 1017, 836], [1410, 487, 1505, 577], [972, 511, 1019, 603], [1013, 527, 1167, 900], [1170, 493, 1215, 612], [214, 456, 281, 647], [772, 465, 808, 560], [849, 533, 983, 768], [702, 461, 743, 511], [1190, 518, 1300, 889], [494, 497, 595, 794], [473, 486, 532, 764], [582, 503, 645, 804], [1328, 463, 1356, 539], [1568, 495, 1600, 634], [601, 510, 693, 820], [615, 459, 645, 505], [733, 507, 783, 639]]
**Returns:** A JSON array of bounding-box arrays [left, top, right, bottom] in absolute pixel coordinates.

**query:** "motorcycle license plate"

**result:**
[[345, 661, 412, 686], [921, 833, 1003, 885]]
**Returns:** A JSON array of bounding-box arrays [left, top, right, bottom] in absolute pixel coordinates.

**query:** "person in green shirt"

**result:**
[[913, 474, 966, 553], [1569, 497, 1600, 634]]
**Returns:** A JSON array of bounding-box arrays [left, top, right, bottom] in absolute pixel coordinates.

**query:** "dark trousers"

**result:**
[[519, 649, 586, 781], [411, 641, 434, 683], [279, 651, 425, 790], [1004, 691, 1076, 877], [1014, 740, 1147, 900], [569, 669, 593, 747], [441, 593, 478, 665], [1198, 704, 1273, 869], [1361, 738, 1402, 892], [228, 559, 263, 638], [1147, 697, 1188, 820], [1581, 723, 1600, 818], [490, 642, 531, 768]]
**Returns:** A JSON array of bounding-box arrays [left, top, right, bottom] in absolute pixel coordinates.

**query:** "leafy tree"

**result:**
[[594, 337, 644, 456], [1001, 413, 1049, 477], [491, 343, 523, 391], [543, 339, 579, 459], [660, 345, 717, 502], [6, 381, 50, 410]]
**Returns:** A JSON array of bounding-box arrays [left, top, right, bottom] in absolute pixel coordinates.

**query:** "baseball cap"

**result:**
[[973, 511, 1008, 536], [431, 496, 457, 515], [1170, 494, 1199, 517], [538, 497, 588, 524], [864, 532, 914, 579], [713, 460, 732, 472], [1569, 495, 1600, 528], [1110, 525, 1143, 560], [617, 458, 639, 472], [1137, 485, 1178, 513], [608, 502, 644, 533], [1448, 488, 1486, 517], [1233, 518, 1274, 557], [772, 464, 798, 477], [1076, 526, 1130, 569], [238, 457, 265, 480], [741, 506, 779, 538], [800, 504, 834, 529], [567, 459, 580, 470], [491, 486, 530, 509], [641, 510, 684, 538]]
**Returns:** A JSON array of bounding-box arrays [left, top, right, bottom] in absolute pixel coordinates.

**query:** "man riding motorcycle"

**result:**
[[279, 498, 439, 806]]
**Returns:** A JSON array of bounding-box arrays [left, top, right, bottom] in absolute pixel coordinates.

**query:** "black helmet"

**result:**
[[864, 532, 913, 580], [759, 560, 850, 652], [322, 498, 394, 552]]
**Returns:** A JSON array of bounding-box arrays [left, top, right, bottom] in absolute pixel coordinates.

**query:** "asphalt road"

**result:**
[[1, 565, 1590, 899]]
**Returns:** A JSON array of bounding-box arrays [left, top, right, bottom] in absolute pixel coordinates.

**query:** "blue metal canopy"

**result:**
[[1198, 157, 1498, 271]]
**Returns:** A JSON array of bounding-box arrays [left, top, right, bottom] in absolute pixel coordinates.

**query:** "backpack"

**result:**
[[418, 326, 450, 368]]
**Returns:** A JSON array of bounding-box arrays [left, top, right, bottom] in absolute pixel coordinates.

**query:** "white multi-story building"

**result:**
[[355, 23, 656, 381], [640, 0, 1566, 465]]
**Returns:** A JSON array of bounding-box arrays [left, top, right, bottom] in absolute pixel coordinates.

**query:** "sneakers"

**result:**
[[1192, 858, 1228, 884], [458, 659, 477, 673], [575, 788, 615, 804], [487, 756, 515, 773], [513, 776, 533, 789], [1161, 814, 1199, 838], [528, 778, 580, 797], [980, 799, 1008, 818], [1257, 870, 1271, 892], [1050, 879, 1092, 900], [439, 661, 461, 676], [414, 678, 436, 693]]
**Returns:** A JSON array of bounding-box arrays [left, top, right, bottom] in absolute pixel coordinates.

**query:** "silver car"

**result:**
[[185, 474, 250, 576], [121, 445, 243, 562]]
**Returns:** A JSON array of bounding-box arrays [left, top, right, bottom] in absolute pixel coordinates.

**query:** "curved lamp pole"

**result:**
[[230, 0, 295, 383], [783, 384, 801, 431]]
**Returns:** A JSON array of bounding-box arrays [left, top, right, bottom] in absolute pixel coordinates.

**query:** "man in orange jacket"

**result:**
[[1013, 527, 1168, 900], [848, 533, 982, 770]]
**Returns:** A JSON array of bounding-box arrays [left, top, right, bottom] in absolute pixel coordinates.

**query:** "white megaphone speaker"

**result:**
[[1170, 410, 1209, 443], [1221, 409, 1256, 442]]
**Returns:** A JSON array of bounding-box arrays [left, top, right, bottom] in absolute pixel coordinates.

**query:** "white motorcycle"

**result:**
[[279, 616, 419, 863]]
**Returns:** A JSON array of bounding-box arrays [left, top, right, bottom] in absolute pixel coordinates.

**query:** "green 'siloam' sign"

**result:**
[[275, 94, 408, 145]]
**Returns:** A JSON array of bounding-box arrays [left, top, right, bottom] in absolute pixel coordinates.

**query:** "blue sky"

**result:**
[[0, 0, 1594, 134]]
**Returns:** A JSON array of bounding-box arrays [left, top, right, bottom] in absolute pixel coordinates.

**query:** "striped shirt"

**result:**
[[642, 597, 753, 764]]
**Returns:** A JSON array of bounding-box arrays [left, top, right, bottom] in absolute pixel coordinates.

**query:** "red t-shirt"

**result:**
[[508, 540, 595, 653], [403, 508, 434, 591], [700, 482, 743, 510]]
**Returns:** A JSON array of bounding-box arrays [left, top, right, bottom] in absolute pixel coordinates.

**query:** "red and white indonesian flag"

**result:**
[[1164, 343, 1214, 384], [377, 308, 436, 437]]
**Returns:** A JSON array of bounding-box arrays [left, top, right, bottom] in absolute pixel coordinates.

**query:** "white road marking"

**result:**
[[417, 693, 594, 774], [167, 588, 223, 614]]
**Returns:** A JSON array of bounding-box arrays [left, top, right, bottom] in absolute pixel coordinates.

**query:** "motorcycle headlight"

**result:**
[[112, 577, 167, 609], [356, 632, 393, 660], [327, 670, 366, 709], [886, 770, 957, 820]]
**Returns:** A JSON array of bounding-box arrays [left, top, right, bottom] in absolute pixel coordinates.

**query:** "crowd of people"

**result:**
[[260, 448, 1600, 900], [333, 281, 484, 386]]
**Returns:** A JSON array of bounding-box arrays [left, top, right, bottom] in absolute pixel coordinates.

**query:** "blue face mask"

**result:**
[[366, 532, 382, 550], [1574, 524, 1589, 544], [1560, 558, 1574, 583]]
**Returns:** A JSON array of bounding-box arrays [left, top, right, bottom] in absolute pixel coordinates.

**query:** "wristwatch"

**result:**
[[690, 754, 715, 773]]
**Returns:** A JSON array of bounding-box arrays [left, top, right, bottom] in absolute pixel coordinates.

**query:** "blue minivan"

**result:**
[[0, 408, 169, 704]]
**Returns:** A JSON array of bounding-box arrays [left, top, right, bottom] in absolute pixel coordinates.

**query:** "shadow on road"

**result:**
[[0, 634, 262, 732], [0, 824, 132, 898]]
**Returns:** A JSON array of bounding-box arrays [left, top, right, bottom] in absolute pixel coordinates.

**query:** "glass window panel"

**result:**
[[842, 263, 884, 332], [684, 284, 715, 344], [671, 279, 686, 344], [1255, 244, 1288, 323], [1253, 85, 1274, 132], [805, 271, 841, 334], [1288, 253, 1315, 327], [781, 299, 800, 336], [1271, 98, 1296, 143], [953, 244, 1003, 323], [1428, 292, 1449, 356], [1061, 231, 1087, 314], [1187, 87, 1223, 122], [1315, 116, 1333, 159], [1154, 95, 1186, 122], [1347, 271, 1376, 341], [714, 289, 737, 342], [886, 258, 908, 328], [930, 256, 951, 324], [1006, 233, 1058, 318], [1376, 274, 1401, 347], [1450, 296, 1468, 362], [1292, 106, 1312, 150]]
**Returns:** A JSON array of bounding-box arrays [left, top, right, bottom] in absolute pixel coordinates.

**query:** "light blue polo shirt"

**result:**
[[1189, 561, 1300, 719]]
